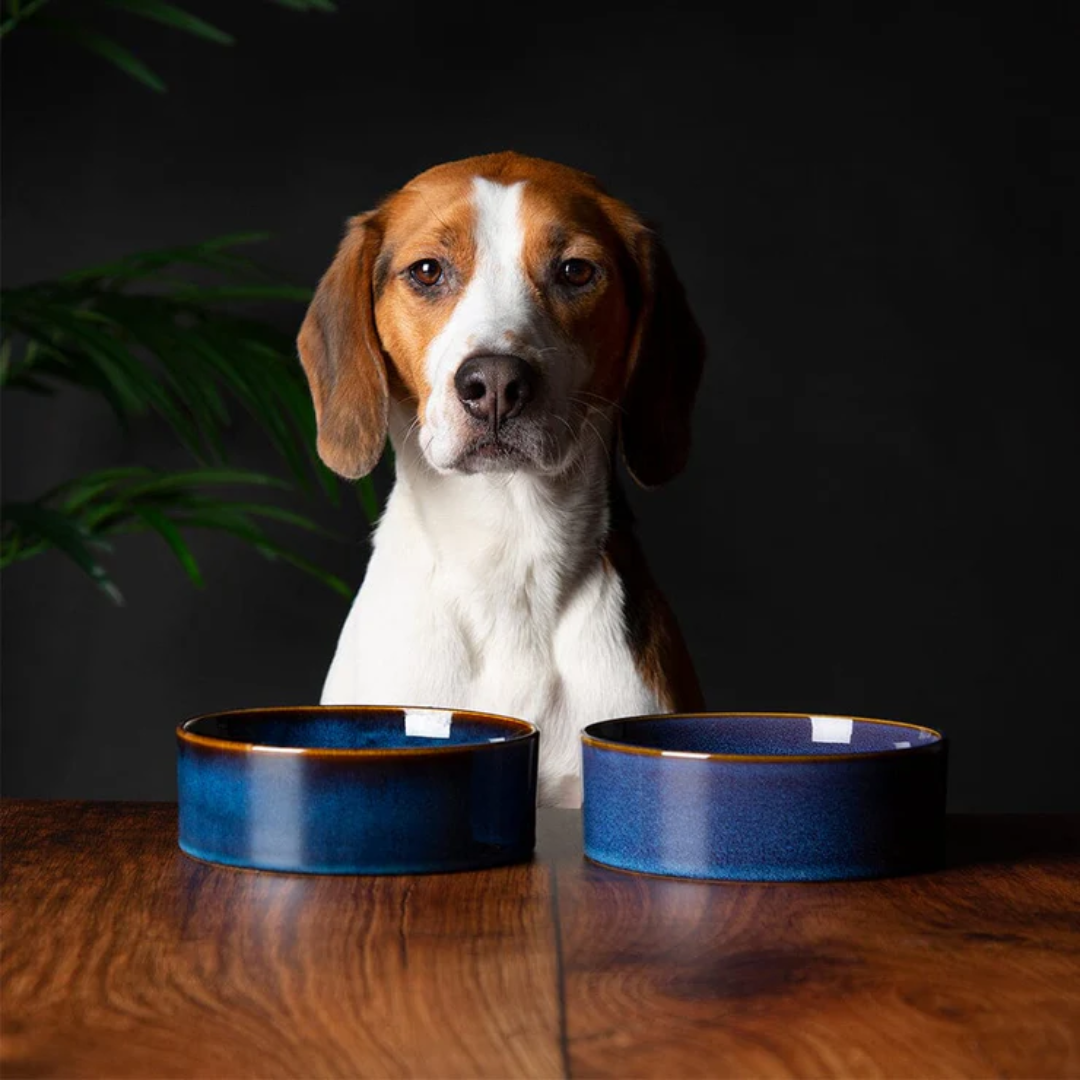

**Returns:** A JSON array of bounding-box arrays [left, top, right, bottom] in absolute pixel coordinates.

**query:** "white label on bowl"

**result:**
[[810, 715, 854, 745], [894, 740, 912, 749], [404, 709, 453, 739]]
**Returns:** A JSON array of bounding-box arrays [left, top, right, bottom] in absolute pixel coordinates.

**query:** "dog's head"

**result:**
[[298, 152, 705, 487]]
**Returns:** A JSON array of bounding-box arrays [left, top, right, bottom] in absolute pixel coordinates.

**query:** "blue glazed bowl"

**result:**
[[582, 712, 947, 882], [177, 705, 538, 874]]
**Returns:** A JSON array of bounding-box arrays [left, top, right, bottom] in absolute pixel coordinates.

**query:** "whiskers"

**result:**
[[397, 406, 438, 470], [551, 414, 589, 484], [546, 403, 612, 489], [576, 412, 611, 465], [571, 389, 624, 415], [403, 413, 423, 444]]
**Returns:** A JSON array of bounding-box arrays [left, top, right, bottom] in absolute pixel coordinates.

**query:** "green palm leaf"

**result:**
[[2, 467, 351, 602], [103, 0, 234, 45], [40, 16, 167, 92], [0, 0, 53, 37], [62, 233, 271, 285], [130, 503, 204, 586], [1, 0, 353, 608], [174, 506, 350, 597], [2, 236, 349, 493], [1, 503, 122, 603]]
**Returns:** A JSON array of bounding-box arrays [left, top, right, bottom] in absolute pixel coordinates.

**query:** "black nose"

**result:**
[[454, 355, 537, 430]]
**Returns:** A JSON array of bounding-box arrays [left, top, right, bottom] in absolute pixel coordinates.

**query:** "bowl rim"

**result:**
[[581, 711, 946, 763], [177, 704, 538, 758]]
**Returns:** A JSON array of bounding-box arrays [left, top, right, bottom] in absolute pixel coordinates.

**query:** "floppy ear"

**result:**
[[613, 213, 706, 489], [297, 211, 388, 480]]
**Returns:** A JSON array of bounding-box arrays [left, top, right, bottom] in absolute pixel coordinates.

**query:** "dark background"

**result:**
[[3, 3, 1076, 809]]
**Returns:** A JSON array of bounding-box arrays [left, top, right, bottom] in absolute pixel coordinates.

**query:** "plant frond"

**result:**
[[1, 238, 352, 500], [2, 467, 350, 600], [39, 16, 167, 92], [103, 0, 234, 46]]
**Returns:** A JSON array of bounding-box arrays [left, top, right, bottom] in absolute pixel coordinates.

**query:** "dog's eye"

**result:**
[[559, 259, 596, 287], [409, 259, 443, 287]]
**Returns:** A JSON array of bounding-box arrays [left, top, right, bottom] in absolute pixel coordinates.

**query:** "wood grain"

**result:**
[[2, 803, 1079, 1079], [554, 814, 1080, 1079], [1, 801, 562, 1078]]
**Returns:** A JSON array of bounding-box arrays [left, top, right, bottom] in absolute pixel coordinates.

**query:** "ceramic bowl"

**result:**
[[582, 712, 947, 882], [177, 705, 538, 874]]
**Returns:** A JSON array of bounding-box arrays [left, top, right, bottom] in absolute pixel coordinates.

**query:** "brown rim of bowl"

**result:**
[[581, 711, 946, 764], [177, 704, 538, 758]]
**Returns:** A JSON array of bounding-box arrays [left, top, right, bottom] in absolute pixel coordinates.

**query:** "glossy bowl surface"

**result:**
[[582, 712, 947, 882], [177, 706, 538, 874]]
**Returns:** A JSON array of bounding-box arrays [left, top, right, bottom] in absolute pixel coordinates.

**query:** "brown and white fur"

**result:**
[[297, 152, 705, 806]]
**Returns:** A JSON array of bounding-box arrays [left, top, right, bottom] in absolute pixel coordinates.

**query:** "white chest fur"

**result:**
[[320, 420, 660, 806]]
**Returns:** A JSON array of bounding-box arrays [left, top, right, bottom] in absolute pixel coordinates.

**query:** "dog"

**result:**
[[297, 152, 705, 806]]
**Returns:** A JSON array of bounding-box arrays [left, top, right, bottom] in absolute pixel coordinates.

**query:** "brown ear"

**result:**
[[297, 211, 388, 480], [612, 210, 706, 489]]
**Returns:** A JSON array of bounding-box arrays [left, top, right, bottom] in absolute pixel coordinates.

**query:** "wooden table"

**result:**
[[3, 802, 1078, 1078]]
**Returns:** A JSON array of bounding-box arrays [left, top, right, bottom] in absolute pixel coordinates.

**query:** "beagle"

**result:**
[[298, 152, 705, 807]]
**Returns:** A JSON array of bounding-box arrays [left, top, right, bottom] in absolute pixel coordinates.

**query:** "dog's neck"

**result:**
[[382, 403, 616, 611]]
